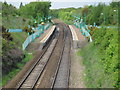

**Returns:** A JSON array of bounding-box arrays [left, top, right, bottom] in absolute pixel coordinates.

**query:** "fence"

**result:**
[[74, 22, 92, 42], [44, 23, 50, 30], [8, 29, 22, 32], [22, 30, 41, 50], [22, 23, 51, 50]]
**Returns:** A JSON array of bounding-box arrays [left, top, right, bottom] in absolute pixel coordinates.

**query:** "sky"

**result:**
[[0, 0, 113, 9]]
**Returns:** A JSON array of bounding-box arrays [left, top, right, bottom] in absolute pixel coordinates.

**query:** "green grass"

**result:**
[[78, 43, 116, 88], [10, 32, 28, 49], [1, 53, 33, 86], [2, 15, 29, 29], [63, 20, 73, 25], [77, 26, 119, 88]]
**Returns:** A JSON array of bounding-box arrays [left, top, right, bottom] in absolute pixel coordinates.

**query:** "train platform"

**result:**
[[69, 25, 86, 48], [26, 25, 56, 53]]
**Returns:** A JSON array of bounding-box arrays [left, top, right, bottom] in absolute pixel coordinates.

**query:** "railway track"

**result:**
[[16, 27, 58, 89], [52, 24, 72, 88], [36, 21, 72, 88], [16, 20, 72, 89]]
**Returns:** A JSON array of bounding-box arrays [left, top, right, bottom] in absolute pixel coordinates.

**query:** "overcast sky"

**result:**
[[0, 0, 113, 9]]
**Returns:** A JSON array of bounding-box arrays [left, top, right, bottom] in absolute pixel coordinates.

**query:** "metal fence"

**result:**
[[22, 30, 41, 50], [74, 22, 92, 42], [8, 29, 22, 32], [22, 23, 51, 50], [45, 23, 50, 30]]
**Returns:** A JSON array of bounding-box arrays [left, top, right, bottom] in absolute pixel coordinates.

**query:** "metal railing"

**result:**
[[22, 23, 51, 50], [74, 22, 92, 42]]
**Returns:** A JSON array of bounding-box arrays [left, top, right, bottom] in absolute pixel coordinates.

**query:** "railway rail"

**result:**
[[36, 21, 72, 88], [52, 24, 72, 88], [16, 26, 58, 89], [15, 20, 72, 89]]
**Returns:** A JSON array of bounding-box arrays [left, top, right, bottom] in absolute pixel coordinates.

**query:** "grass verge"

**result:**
[[11, 32, 28, 49], [1, 53, 33, 86], [63, 20, 73, 25], [78, 42, 117, 88]]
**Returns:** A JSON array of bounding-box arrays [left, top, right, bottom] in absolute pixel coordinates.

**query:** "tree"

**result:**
[[2, 2, 17, 16], [19, 2, 23, 8], [19, 2, 51, 19]]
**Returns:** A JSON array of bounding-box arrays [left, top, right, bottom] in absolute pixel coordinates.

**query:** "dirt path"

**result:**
[[69, 25, 87, 88], [69, 48, 86, 88]]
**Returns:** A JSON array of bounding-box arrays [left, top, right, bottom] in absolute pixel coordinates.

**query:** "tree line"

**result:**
[[51, 2, 119, 26]]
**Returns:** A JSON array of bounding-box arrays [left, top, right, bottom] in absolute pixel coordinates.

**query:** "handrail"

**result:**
[[22, 23, 51, 50]]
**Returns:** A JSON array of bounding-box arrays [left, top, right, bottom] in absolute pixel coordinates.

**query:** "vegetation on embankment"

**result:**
[[1, 1, 51, 86], [1, 26, 32, 86], [78, 27, 119, 88], [2, 53, 32, 86], [2, 2, 29, 29], [10, 32, 28, 49]]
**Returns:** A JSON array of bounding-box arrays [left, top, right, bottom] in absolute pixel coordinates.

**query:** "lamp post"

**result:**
[[101, 13, 105, 25], [80, 17, 83, 29], [113, 9, 118, 24], [38, 15, 40, 24], [41, 19, 44, 33], [84, 13, 86, 24]]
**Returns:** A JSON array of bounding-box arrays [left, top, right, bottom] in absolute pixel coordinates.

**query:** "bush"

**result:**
[[80, 27, 119, 88], [1, 26, 13, 41], [23, 26, 34, 35]]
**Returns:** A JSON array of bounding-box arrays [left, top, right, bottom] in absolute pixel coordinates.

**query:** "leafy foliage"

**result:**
[[2, 1, 18, 16], [23, 26, 34, 35], [93, 28, 119, 88], [80, 27, 119, 88], [51, 2, 119, 25], [1, 26, 13, 41], [19, 2, 51, 19]]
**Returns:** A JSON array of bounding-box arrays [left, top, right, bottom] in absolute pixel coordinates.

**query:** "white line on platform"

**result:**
[[69, 25, 79, 41]]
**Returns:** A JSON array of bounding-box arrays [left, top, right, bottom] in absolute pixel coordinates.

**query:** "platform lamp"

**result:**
[[73, 15, 77, 26], [77, 17, 81, 28], [101, 13, 105, 25], [38, 15, 40, 24], [48, 16, 51, 22], [80, 17, 83, 29], [41, 18, 45, 33], [47, 16, 49, 22], [84, 13, 86, 24], [113, 9, 118, 24]]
